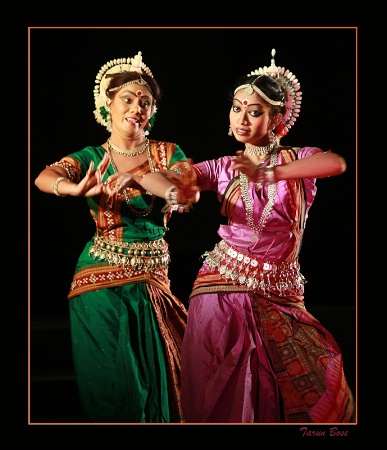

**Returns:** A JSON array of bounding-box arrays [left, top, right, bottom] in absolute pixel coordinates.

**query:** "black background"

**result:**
[[30, 26, 355, 311], [27, 26, 362, 449]]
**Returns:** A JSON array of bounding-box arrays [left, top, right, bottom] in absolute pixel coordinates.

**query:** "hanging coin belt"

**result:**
[[203, 239, 305, 295], [88, 236, 170, 270]]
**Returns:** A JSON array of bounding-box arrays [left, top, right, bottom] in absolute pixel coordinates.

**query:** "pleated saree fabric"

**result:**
[[180, 147, 355, 423], [54, 140, 188, 422]]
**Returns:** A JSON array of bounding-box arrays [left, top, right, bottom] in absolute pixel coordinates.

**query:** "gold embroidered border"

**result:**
[[68, 263, 170, 299]]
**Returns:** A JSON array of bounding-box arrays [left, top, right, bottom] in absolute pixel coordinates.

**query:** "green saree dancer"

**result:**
[[35, 51, 194, 423]]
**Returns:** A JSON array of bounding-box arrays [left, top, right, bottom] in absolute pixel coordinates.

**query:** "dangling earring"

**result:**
[[270, 114, 282, 145], [228, 125, 233, 136], [100, 99, 111, 124], [101, 106, 111, 124], [270, 129, 279, 146], [144, 110, 157, 136]]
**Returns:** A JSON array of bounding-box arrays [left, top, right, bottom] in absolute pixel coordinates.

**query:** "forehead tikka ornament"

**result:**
[[235, 48, 302, 139], [93, 51, 154, 132]]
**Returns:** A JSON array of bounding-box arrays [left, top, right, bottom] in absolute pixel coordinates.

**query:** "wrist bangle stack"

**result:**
[[161, 185, 190, 213], [53, 176, 68, 197], [255, 165, 277, 190], [165, 185, 178, 205]]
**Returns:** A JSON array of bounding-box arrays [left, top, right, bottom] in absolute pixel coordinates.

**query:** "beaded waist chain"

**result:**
[[88, 236, 170, 271], [203, 239, 305, 295]]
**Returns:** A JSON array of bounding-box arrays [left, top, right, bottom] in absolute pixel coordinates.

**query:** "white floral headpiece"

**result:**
[[247, 49, 302, 139], [93, 51, 154, 132]]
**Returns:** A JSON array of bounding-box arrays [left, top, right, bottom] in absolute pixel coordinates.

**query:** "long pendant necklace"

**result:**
[[240, 150, 278, 242], [107, 140, 156, 217], [107, 138, 148, 156]]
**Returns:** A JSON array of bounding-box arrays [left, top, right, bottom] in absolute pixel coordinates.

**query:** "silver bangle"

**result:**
[[255, 165, 277, 190], [164, 185, 178, 204], [162, 185, 190, 213], [53, 176, 68, 197]]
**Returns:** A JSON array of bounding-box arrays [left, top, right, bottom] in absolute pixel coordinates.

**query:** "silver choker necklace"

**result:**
[[244, 142, 276, 156], [107, 138, 148, 157]]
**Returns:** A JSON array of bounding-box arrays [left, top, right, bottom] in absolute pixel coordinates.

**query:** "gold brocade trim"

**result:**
[[190, 273, 252, 298], [68, 264, 170, 299], [146, 283, 187, 422], [202, 239, 305, 296]]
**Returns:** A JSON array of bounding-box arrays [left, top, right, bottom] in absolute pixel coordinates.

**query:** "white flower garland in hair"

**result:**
[[93, 51, 154, 132], [247, 49, 302, 139]]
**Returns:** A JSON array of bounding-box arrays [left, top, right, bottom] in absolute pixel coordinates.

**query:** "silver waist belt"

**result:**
[[203, 239, 305, 295], [88, 236, 170, 270]]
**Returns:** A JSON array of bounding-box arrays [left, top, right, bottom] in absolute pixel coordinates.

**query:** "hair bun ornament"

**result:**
[[93, 51, 153, 131], [249, 49, 302, 138]]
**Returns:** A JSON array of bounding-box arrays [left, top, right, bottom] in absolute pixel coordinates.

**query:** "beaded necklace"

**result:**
[[244, 142, 276, 156], [107, 138, 148, 156], [107, 140, 156, 217], [240, 150, 278, 242]]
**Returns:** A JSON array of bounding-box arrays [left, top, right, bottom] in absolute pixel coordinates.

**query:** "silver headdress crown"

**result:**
[[242, 49, 302, 139], [93, 51, 153, 131]]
